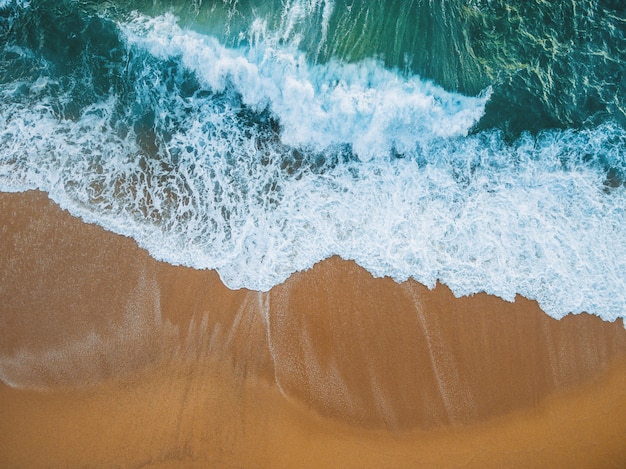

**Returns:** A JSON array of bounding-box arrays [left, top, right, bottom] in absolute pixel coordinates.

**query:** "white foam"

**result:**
[[0, 0, 25, 9], [121, 13, 490, 161], [1, 12, 626, 327]]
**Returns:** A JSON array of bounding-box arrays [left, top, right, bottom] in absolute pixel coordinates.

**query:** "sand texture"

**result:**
[[1, 190, 626, 467]]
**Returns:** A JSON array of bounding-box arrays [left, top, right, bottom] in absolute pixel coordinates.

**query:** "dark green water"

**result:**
[[3, 0, 624, 134]]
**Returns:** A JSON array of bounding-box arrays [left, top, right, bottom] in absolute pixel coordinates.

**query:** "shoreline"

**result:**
[[1, 190, 626, 466]]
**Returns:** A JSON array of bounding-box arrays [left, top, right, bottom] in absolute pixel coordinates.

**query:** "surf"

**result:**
[[1, 0, 625, 326]]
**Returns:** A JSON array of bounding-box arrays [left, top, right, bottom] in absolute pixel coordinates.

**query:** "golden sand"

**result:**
[[1, 191, 625, 467]]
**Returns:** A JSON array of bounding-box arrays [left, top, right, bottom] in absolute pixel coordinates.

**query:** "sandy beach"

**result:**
[[1, 190, 626, 467]]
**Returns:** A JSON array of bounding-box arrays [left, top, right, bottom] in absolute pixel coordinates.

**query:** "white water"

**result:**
[[1, 13, 625, 326], [124, 13, 489, 161]]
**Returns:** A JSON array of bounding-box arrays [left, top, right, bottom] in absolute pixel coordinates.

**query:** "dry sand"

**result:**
[[1, 190, 625, 467]]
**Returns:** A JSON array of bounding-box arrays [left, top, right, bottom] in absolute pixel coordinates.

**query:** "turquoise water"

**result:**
[[1, 0, 625, 324]]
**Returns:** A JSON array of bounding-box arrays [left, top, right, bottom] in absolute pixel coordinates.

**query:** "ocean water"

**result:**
[[0, 0, 625, 324]]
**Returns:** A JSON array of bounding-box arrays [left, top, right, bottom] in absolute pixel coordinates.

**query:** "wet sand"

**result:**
[[1, 190, 626, 467]]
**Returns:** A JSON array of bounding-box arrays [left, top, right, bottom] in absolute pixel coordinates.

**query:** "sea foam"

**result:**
[[1, 12, 626, 326], [122, 13, 489, 161]]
